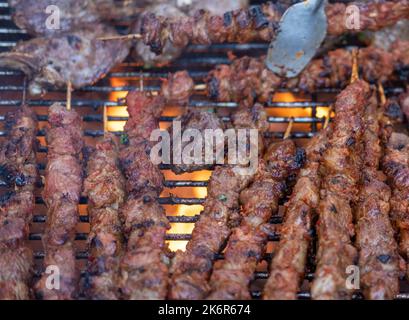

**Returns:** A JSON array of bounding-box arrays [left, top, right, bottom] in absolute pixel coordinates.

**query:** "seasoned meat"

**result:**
[[139, 1, 409, 53], [207, 139, 303, 300], [118, 91, 170, 300], [382, 132, 409, 282], [311, 80, 370, 300], [84, 134, 125, 300], [161, 71, 194, 105], [0, 105, 38, 300], [35, 103, 83, 300], [263, 126, 331, 300], [0, 24, 130, 95]]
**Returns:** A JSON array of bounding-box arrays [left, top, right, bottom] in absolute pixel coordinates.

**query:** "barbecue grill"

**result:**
[[0, 0, 408, 300]]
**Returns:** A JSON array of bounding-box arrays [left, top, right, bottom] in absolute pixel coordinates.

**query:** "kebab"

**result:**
[[263, 118, 332, 300], [102, 1, 409, 54], [168, 101, 272, 300], [311, 52, 370, 298], [206, 120, 305, 300], [354, 90, 401, 300], [34, 98, 84, 300], [83, 126, 126, 299], [0, 23, 130, 96], [0, 105, 38, 299]]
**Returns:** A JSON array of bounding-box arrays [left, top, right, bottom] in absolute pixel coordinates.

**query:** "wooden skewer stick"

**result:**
[[66, 80, 72, 111], [377, 81, 387, 106], [103, 104, 108, 138], [324, 106, 332, 129], [284, 117, 294, 140], [350, 48, 359, 84], [97, 34, 142, 41], [194, 84, 207, 91]]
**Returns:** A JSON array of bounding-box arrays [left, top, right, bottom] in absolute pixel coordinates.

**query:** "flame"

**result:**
[[107, 78, 129, 132]]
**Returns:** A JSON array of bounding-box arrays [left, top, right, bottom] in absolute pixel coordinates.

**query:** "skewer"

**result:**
[[324, 106, 332, 129], [97, 34, 142, 41], [103, 104, 108, 138], [66, 80, 72, 111], [22, 76, 27, 105], [283, 117, 294, 140], [378, 81, 387, 106], [350, 48, 359, 84]]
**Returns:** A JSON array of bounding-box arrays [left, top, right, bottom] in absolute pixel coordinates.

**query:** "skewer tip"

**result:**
[[323, 106, 332, 129], [284, 117, 294, 140], [350, 48, 359, 84], [66, 80, 72, 111], [103, 104, 108, 138], [377, 81, 387, 106]]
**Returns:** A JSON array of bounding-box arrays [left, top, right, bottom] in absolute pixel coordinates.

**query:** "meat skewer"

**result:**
[[311, 62, 370, 300], [168, 101, 271, 300], [0, 104, 38, 299], [34, 99, 84, 300], [84, 131, 125, 300], [354, 90, 401, 300], [118, 88, 170, 299], [206, 120, 305, 300], [263, 118, 332, 300], [0, 24, 130, 96], [101, 1, 409, 54]]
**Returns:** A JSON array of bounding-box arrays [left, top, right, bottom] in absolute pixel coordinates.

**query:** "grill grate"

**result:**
[[0, 0, 408, 300]]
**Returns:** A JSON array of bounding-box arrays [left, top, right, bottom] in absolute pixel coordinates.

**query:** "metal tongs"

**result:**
[[265, 0, 328, 78]]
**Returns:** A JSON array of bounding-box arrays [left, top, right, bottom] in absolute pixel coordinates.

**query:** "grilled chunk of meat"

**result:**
[[355, 94, 400, 300], [205, 42, 409, 103], [84, 134, 125, 300], [383, 132, 409, 281], [35, 103, 83, 300], [311, 80, 370, 300], [263, 126, 331, 300], [140, 1, 409, 54], [0, 105, 38, 300], [207, 139, 303, 300], [161, 71, 194, 106], [0, 24, 130, 96], [119, 91, 170, 300], [169, 102, 270, 300]]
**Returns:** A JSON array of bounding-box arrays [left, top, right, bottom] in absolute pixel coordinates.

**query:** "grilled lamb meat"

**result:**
[[207, 139, 303, 300], [0, 105, 38, 300], [168, 103, 270, 300], [311, 80, 370, 300], [205, 42, 409, 103], [161, 71, 194, 106], [0, 24, 130, 96], [84, 134, 125, 300], [400, 88, 409, 121], [140, 1, 409, 54], [382, 132, 409, 282], [119, 91, 170, 300], [263, 125, 331, 300], [34, 103, 83, 300], [355, 94, 400, 300]]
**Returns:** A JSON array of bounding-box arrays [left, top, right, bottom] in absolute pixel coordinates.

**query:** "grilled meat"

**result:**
[[0, 105, 38, 300], [35, 103, 83, 300], [263, 126, 331, 300], [0, 24, 130, 96], [355, 94, 400, 300], [140, 1, 409, 54], [84, 134, 125, 300], [207, 139, 303, 300], [382, 132, 409, 281], [119, 91, 170, 300], [205, 42, 409, 103], [161, 71, 194, 106], [168, 103, 269, 300], [400, 88, 409, 121], [311, 80, 370, 300]]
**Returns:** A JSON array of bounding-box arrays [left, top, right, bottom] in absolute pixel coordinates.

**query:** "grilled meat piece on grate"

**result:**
[[311, 80, 370, 300], [140, 1, 409, 54], [0, 105, 38, 300], [263, 125, 331, 300], [207, 139, 304, 300], [382, 132, 409, 282], [84, 134, 125, 300], [119, 91, 170, 300], [354, 94, 400, 300], [35, 103, 83, 300], [0, 24, 130, 96], [205, 42, 409, 103], [161, 71, 194, 106], [168, 102, 270, 300]]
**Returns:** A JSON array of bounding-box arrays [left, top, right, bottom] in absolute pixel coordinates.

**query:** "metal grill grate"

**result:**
[[1, 0, 408, 300]]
